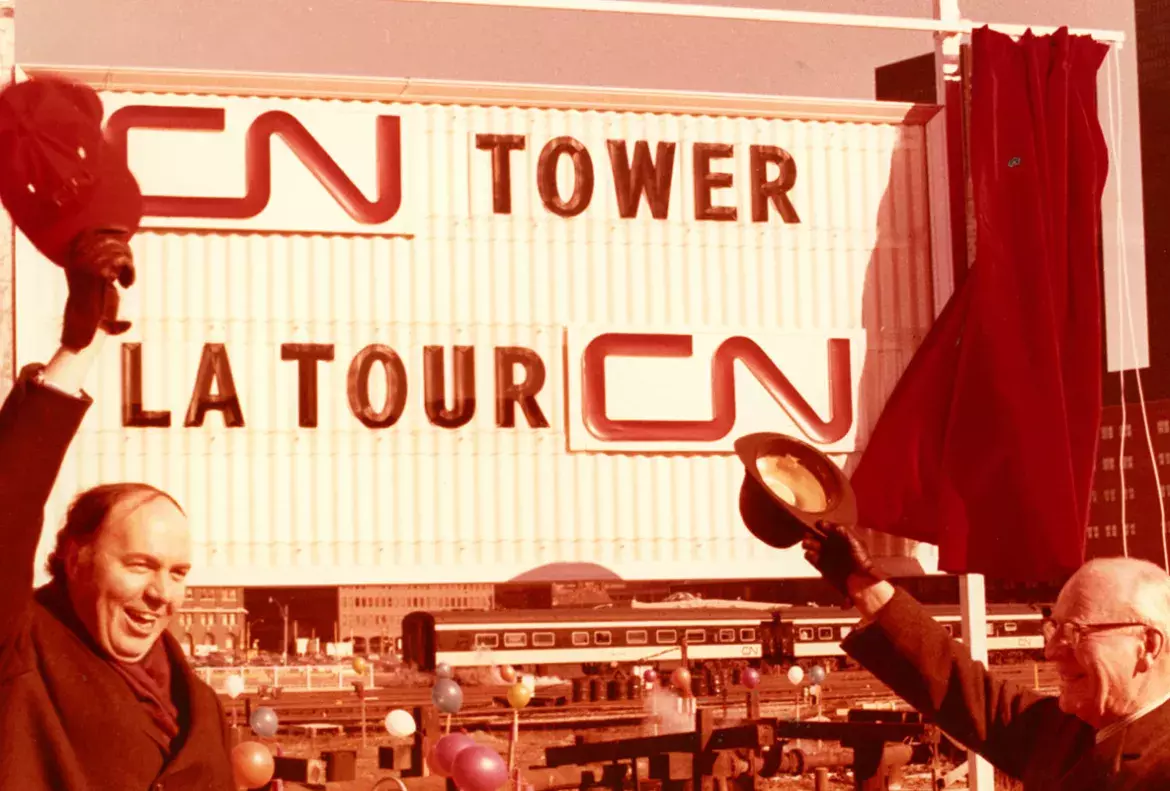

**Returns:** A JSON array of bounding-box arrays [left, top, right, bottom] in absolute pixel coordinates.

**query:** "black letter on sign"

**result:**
[[476, 134, 526, 214], [184, 343, 245, 428], [281, 343, 335, 428], [495, 347, 549, 428], [121, 343, 172, 427], [608, 140, 675, 220], [423, 345, 476, 429], [749, 145, 800, 223], [693, 142, 737, 222], [347, 344, 407, 429], [537, 137, 594, 218]]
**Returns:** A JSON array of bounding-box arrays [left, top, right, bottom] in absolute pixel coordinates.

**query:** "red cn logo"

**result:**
[[105, 105, 403, 224], [580, 333, 853, 445]]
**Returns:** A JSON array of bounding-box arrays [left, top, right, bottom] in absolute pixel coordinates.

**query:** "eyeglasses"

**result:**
[[1041, 618, 1149, 648]]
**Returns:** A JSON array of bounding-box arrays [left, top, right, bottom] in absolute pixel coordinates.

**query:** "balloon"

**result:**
[[436, 662, 454, 679], [225, 675, 245, 699], [741, 667, 761, 690], [433, 678, 465, 714], [786, 665, 805, 686], [352, 656, 368, 675], [809, 665, 827, 685], [670, 667, 692, 694], [385, 708, 417, 738], [506, 682, 532, 710], [427, 732, 476, 778], [498, 664, 516, 683], [231, 741, 275, 789], [249, 706, 279, 738], [643, 668, 658, 684], [452, 745, 509, 791]]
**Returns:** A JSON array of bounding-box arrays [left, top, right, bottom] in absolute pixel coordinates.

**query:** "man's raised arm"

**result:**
[[803, 524, 1064, 780]]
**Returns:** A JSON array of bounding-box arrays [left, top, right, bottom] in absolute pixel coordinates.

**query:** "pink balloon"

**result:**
[[742, 667, 761, 690], [427, 733, 476, 778], [643, 668, 658, 684], [452, 745, 509, 791]]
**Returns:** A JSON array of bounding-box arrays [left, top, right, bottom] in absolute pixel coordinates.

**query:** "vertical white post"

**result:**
[[959, 574, 993, 788], [0, 1, 15, 402], [932, 3, 993, 789]]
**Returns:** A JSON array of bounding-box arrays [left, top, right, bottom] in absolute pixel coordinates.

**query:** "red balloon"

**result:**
[[427, 732, 476, 778], [231, 741, 275, 789], [742, 667, 761, 690], [643, 668, 658, 684], [452, 745, 509, 791], [670, 667, 692, 695], [498, 664, 516, 683]]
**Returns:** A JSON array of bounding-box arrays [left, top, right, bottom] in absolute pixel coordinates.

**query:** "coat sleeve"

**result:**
[[0, 364, 91, 649], [841, 588, 1064, 779]]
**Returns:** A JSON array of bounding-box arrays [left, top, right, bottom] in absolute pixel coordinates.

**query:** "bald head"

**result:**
[[1063, 557, 1170, 631]]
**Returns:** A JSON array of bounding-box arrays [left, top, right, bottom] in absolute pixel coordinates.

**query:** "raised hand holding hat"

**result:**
[[801, 521, 887, 598], [0, 74, 142, 350]]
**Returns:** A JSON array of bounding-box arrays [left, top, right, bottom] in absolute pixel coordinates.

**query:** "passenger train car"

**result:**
[[775, 604, 1046, 667], [401, 603, 1046, 676], [402, 607, 765, 675]]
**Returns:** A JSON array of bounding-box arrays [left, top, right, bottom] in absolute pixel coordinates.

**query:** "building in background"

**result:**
[[1131, 0, 1170, 403], [339, 584, 495, 654], [1087, 401, 1170, 566], [244, 587, 340, 656], [169, 586, 248, 657]]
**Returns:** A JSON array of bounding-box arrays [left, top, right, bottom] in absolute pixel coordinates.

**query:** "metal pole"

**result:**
[[931, 4, 994, 788], [0, 1, 16, 403], [389, 0, 1126, 42], [960, 575, 994, 791]]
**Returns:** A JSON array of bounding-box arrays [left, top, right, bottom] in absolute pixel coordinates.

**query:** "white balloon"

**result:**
[[225, 675, 246, 700], [385, 708, 417, 738], [786, 665, 805, 686]]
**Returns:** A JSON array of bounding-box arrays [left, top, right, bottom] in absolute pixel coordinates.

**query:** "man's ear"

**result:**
[[63, 542, 90, 580], [1144, 628, 1165, 664]]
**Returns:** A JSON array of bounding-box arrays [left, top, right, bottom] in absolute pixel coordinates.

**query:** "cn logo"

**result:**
[[567, 330, 859, 453], [104, 100, 405, 234]]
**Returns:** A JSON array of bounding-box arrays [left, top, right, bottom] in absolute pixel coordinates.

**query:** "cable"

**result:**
[[1104, 44, 1168, 568]]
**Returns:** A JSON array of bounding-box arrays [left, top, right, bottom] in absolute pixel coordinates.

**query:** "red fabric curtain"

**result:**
[[850, 26, 1110, 582]]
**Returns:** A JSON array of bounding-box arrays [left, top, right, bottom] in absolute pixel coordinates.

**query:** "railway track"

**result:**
[[222, 662, 1061, 735]]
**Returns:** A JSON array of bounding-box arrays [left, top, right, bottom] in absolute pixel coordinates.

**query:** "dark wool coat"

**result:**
[[843, 589, 1170, 790], [0, 365, 236, 791]]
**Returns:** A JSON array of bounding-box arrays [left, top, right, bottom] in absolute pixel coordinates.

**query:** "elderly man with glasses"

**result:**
[[799, 524, 1170, 790]]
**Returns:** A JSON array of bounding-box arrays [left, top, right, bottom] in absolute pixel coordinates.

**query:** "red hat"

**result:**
[[0, 75, 143, 268]]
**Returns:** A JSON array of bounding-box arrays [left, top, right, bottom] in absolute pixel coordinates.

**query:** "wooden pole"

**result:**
[[508, 709, 520, 786], [361, 697, 368, 749]]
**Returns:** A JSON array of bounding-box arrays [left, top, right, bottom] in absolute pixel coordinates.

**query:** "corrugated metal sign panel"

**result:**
[[17, 89, 936, 586]]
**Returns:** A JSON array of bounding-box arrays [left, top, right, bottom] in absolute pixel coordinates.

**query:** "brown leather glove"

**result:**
[[801, 521, 886, 599], [61, 228, 135, 351]]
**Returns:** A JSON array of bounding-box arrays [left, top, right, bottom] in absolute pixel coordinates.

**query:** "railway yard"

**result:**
[[220, 662, 1059, 790]]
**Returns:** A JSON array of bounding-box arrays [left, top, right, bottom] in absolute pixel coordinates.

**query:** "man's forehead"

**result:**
[[97, 494, 188, 546], [1056, 569, 1130, 619]]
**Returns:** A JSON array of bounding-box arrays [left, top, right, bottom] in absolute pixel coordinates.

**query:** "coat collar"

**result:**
[[157, 631, 231, 780], [1055, 698, 1170, 790]]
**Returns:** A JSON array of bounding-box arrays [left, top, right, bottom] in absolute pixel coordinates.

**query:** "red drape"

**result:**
[[850, 26, 1110, 582]]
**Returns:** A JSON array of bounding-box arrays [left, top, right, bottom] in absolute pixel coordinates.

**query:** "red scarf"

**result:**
[[37, 582, 183, 745], [106, 638, 182, 742]]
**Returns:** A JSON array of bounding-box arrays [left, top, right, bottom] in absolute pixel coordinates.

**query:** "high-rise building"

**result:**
[[1088, 401, 1170, 567]]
